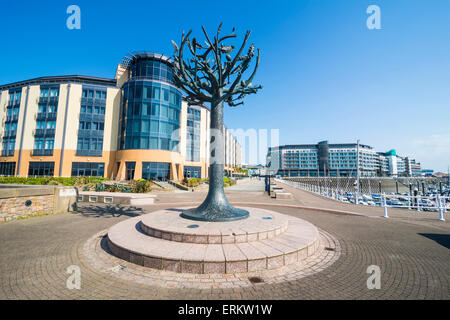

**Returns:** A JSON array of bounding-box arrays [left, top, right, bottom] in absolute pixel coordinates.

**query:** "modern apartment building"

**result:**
[[0, 52, 242, 180], [267, 141, 421, 177]]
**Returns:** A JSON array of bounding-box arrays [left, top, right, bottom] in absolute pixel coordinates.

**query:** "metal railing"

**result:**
[[277, 178, 448, 221], [32, 149, 53, 156]]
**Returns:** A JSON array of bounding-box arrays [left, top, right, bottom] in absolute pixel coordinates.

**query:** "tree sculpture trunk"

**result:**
[[181, 92, 249, 221]]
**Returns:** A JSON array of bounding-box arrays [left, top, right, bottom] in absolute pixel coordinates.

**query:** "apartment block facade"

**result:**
[[267, 141, 421, 178], [0, 52, 242, 180]]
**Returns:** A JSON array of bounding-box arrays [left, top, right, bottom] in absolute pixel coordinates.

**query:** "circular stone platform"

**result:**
[[107, 207, 320, 274], [140, 207, 289, 244]]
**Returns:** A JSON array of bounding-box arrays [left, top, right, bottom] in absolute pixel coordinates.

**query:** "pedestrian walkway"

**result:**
[[0, 178, 448, 299]]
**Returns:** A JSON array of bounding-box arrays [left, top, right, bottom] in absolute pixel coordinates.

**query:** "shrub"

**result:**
[[187, 178, 201, 187], [132, 179, 152, 193], [223, 177, 236, 187], [0, 176, 108, 186]]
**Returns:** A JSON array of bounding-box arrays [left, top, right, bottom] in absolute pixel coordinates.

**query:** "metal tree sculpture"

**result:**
[[172, 24, 262, 222]]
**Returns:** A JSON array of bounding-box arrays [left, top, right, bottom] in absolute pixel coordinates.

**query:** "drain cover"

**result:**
[[324, 247, 335, 251], [262, 217, 272, 220], [248, 277, 264, 284], [187, 224, 199, 229]]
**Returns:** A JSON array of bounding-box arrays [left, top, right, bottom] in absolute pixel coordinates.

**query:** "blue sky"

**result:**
[[1, 0, 449, 171]]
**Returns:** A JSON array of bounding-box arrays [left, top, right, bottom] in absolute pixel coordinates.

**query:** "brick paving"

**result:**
[[0, 178, 448, 299]]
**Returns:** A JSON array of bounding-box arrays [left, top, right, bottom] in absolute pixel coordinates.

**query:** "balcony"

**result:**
[[75, 149, 102, 157], [33, 128, 56, 137], [79, 113, 105, 122], [7, 100, 20, 107], [35, 112, 57, 121], [32, 149, 53, 156], [5, 114, 19, 122], [81, 97, 106, 106], [1, 150, 14, 157], [38, 96, 59, 104], [77, 129, 104, 138], [3, 130, 17, 138]]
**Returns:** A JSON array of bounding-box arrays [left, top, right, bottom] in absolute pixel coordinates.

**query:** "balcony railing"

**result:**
[[81, 97, 106, 105], [35, 112, 57, 121], [7, 100, 20, 107], [77, 129, 104, 138], [75, 149, 102, 157], [3, 130, 17, 138], [32, 149, 53, 156], [33, 128, 56, 137], [79, 113, 105, 122], [1, 150, 14, 157], [38, 96, 59, 104], [5, 114, 19, 122]]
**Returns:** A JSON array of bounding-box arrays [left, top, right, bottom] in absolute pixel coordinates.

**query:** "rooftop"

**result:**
[[0, 75, 117, 91]]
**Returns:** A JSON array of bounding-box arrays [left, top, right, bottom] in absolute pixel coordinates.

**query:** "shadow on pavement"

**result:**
[[419, 233, 450, 249], [75, 204, 144, 218]]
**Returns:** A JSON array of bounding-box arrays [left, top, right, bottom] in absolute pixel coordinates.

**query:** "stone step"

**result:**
[[139, 207, 289, 244], [107, 210, 320, 274]]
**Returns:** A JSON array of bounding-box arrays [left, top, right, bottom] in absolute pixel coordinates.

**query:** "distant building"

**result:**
[[421, 169, 434, 177], [267, 141, 422, 178]]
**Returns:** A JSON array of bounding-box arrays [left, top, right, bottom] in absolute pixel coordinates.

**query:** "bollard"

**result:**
[[438, 195, 445, 221], [382, 194, 389, 218]]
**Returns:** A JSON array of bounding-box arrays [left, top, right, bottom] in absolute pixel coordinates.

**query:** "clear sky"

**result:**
[[1, 0, 449, 171]]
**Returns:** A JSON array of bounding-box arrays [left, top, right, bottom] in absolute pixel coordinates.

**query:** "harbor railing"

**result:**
[[276, 178, 447, 221]]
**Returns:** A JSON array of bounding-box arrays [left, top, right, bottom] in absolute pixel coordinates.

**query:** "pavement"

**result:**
[[0, 178, 448, 299]]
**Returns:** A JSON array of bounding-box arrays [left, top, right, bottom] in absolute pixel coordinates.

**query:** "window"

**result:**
[[0, 162, 15, 176], [152, 86, 160, 100], [126, 162, 136, 180], [40, 89, 49, 97], [162, 88, 169, 101], [142, 162, 170, 180], [50, 88, 59, 97], [151, 103, 159, 116], [71, 162, 104, 177], [184, 166, 201, 178], [28, 162, 54, 177]]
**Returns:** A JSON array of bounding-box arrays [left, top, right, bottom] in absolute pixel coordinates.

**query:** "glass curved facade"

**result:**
[[131, 59, 175, 84], [120, 57, 181, 151]]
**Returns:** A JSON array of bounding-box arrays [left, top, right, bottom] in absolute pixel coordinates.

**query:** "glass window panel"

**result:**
[[151, 103, 159, 116], [150, 120, 159, 133], [152, 86, 160, 100], [149, 137, 158, 149], [160, 105, 168, 118], [142, 120, 149, 132], [140, 137, 148, 149], [135, 86, 142, 99], [133, 120, 140, 133], [169, 91, 176, 104], [142, 103, 149, 115], [133, 137, 139, 149], [163, 88, 169, 101]]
